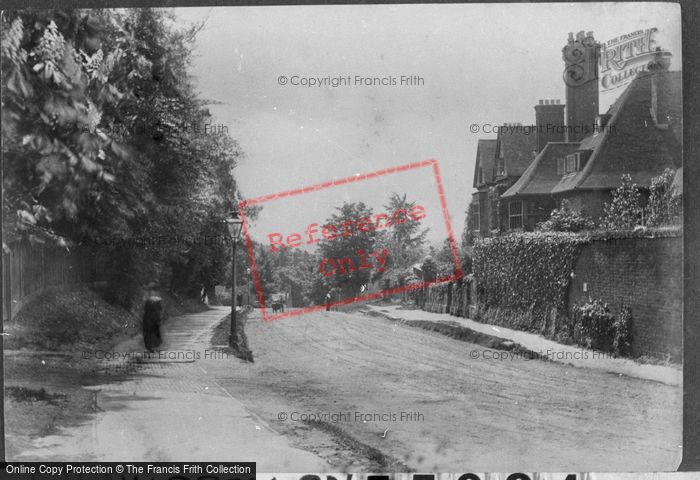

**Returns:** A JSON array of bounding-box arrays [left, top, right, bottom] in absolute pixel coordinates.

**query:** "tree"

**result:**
[[601, 174, 643, 230], [434, 238, 459, 272], [537, 199, 596, 232], [384, 193, 428, 252], [275, 250, 317, 307], [375, 192, 429, 282], [317, 202, 379, 298], [2, 9, 243, 308]]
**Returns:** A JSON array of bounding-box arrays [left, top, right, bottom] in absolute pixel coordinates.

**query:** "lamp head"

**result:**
[[225, 210, 243, 239]]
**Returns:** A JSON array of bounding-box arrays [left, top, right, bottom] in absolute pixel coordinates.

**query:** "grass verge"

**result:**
[[209, 307, 254, 362], [364, 309, 543, 360]]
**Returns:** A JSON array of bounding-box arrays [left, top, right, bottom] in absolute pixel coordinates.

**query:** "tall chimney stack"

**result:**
[[534, 99, 565, 152], [562, 31, 600, 142]]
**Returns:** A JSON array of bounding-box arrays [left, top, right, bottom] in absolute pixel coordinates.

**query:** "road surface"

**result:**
[[10, 306, 681, 472], [216, 307, 681, 472]]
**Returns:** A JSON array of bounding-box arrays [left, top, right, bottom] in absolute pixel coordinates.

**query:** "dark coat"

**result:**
[[143, 296, 163, 351]]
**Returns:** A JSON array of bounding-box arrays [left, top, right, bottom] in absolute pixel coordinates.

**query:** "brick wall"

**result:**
[[568, 235, 682, 361]]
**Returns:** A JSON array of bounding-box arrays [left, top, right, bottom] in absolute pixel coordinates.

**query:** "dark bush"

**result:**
[[571, 299, 633, 357], [613, 306, 633, 357], [571, 299, 615, 352]]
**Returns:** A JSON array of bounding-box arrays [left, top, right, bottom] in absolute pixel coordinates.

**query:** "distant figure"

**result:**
[[272, 301, 284, 313], [325, 288, 337, 312], [143, 296, 163, 352]]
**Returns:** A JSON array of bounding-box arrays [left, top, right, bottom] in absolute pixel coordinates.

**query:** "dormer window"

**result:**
[[557, 153, 582, 175]]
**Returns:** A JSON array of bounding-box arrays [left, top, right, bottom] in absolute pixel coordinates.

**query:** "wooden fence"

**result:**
[[2, 240, 103, 321], [419, 277, 475, 318]]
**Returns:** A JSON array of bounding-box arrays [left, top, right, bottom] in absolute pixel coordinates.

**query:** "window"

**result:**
[[508, 201, 523, 229], [564, 153, 581, 174], [558, 153, 584, 175], [496, 157, 505, 176], [472, 198, 480, 231], [477, 167, 484, 184]]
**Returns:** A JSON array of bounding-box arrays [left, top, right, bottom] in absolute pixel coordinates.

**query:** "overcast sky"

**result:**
[[175, 3, 681, 247]]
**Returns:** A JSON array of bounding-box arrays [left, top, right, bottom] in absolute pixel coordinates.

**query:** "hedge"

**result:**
[[473, 232, 588, 321]]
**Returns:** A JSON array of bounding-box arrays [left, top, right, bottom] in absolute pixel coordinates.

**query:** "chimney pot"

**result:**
[[539, 100, 544, 105]]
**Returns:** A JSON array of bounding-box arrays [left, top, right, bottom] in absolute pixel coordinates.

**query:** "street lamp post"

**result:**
[[225, 211, 243, 348]]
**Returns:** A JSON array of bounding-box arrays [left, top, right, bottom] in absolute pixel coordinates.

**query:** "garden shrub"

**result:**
[[571, 299, 615, 352], [570, 299, 633, 356], [647, 168, 682, 227], [537, 199, 596, 233], [613, 306, 633, 357]]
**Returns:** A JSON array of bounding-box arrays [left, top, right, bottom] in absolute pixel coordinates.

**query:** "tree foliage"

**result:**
[[433, 238, 459, 273], [2, 9, 244, 307], [317, 202, 379, 298], [380, 193, 428, 270], [600, 174, 643, 230], [646, 168, 681, 227]]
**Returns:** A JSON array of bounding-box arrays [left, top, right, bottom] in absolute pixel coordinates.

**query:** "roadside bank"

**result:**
[[363, 303, 681, 386]]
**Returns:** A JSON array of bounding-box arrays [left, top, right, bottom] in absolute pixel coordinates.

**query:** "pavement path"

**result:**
[[363, 304, 682, 386], [11, 306, 328, 471]]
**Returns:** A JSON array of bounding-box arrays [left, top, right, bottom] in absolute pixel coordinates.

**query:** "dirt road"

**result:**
[[216, 307, 681, 472], [9, 306, 681, 472]]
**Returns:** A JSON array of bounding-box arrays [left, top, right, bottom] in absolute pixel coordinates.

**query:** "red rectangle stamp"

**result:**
[[238, 159, 462, 321]]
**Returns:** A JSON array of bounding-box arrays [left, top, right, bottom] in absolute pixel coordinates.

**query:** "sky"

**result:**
[[174, 3, 681, 248]]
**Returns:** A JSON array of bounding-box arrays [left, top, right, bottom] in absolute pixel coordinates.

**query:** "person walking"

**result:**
[[143, 294, 163, 353], [325, 287, 337, 312]]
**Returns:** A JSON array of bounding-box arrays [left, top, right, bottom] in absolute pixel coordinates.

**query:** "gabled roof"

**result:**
[[502, 70, 681, 199], [502, 143, 581, 198], [472, 139, 497, 188], [495, 127, 538, 179], [553, 70, 681, 193]]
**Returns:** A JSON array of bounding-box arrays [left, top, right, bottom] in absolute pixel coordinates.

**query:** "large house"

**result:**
[[468, 32, 681, 237]]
